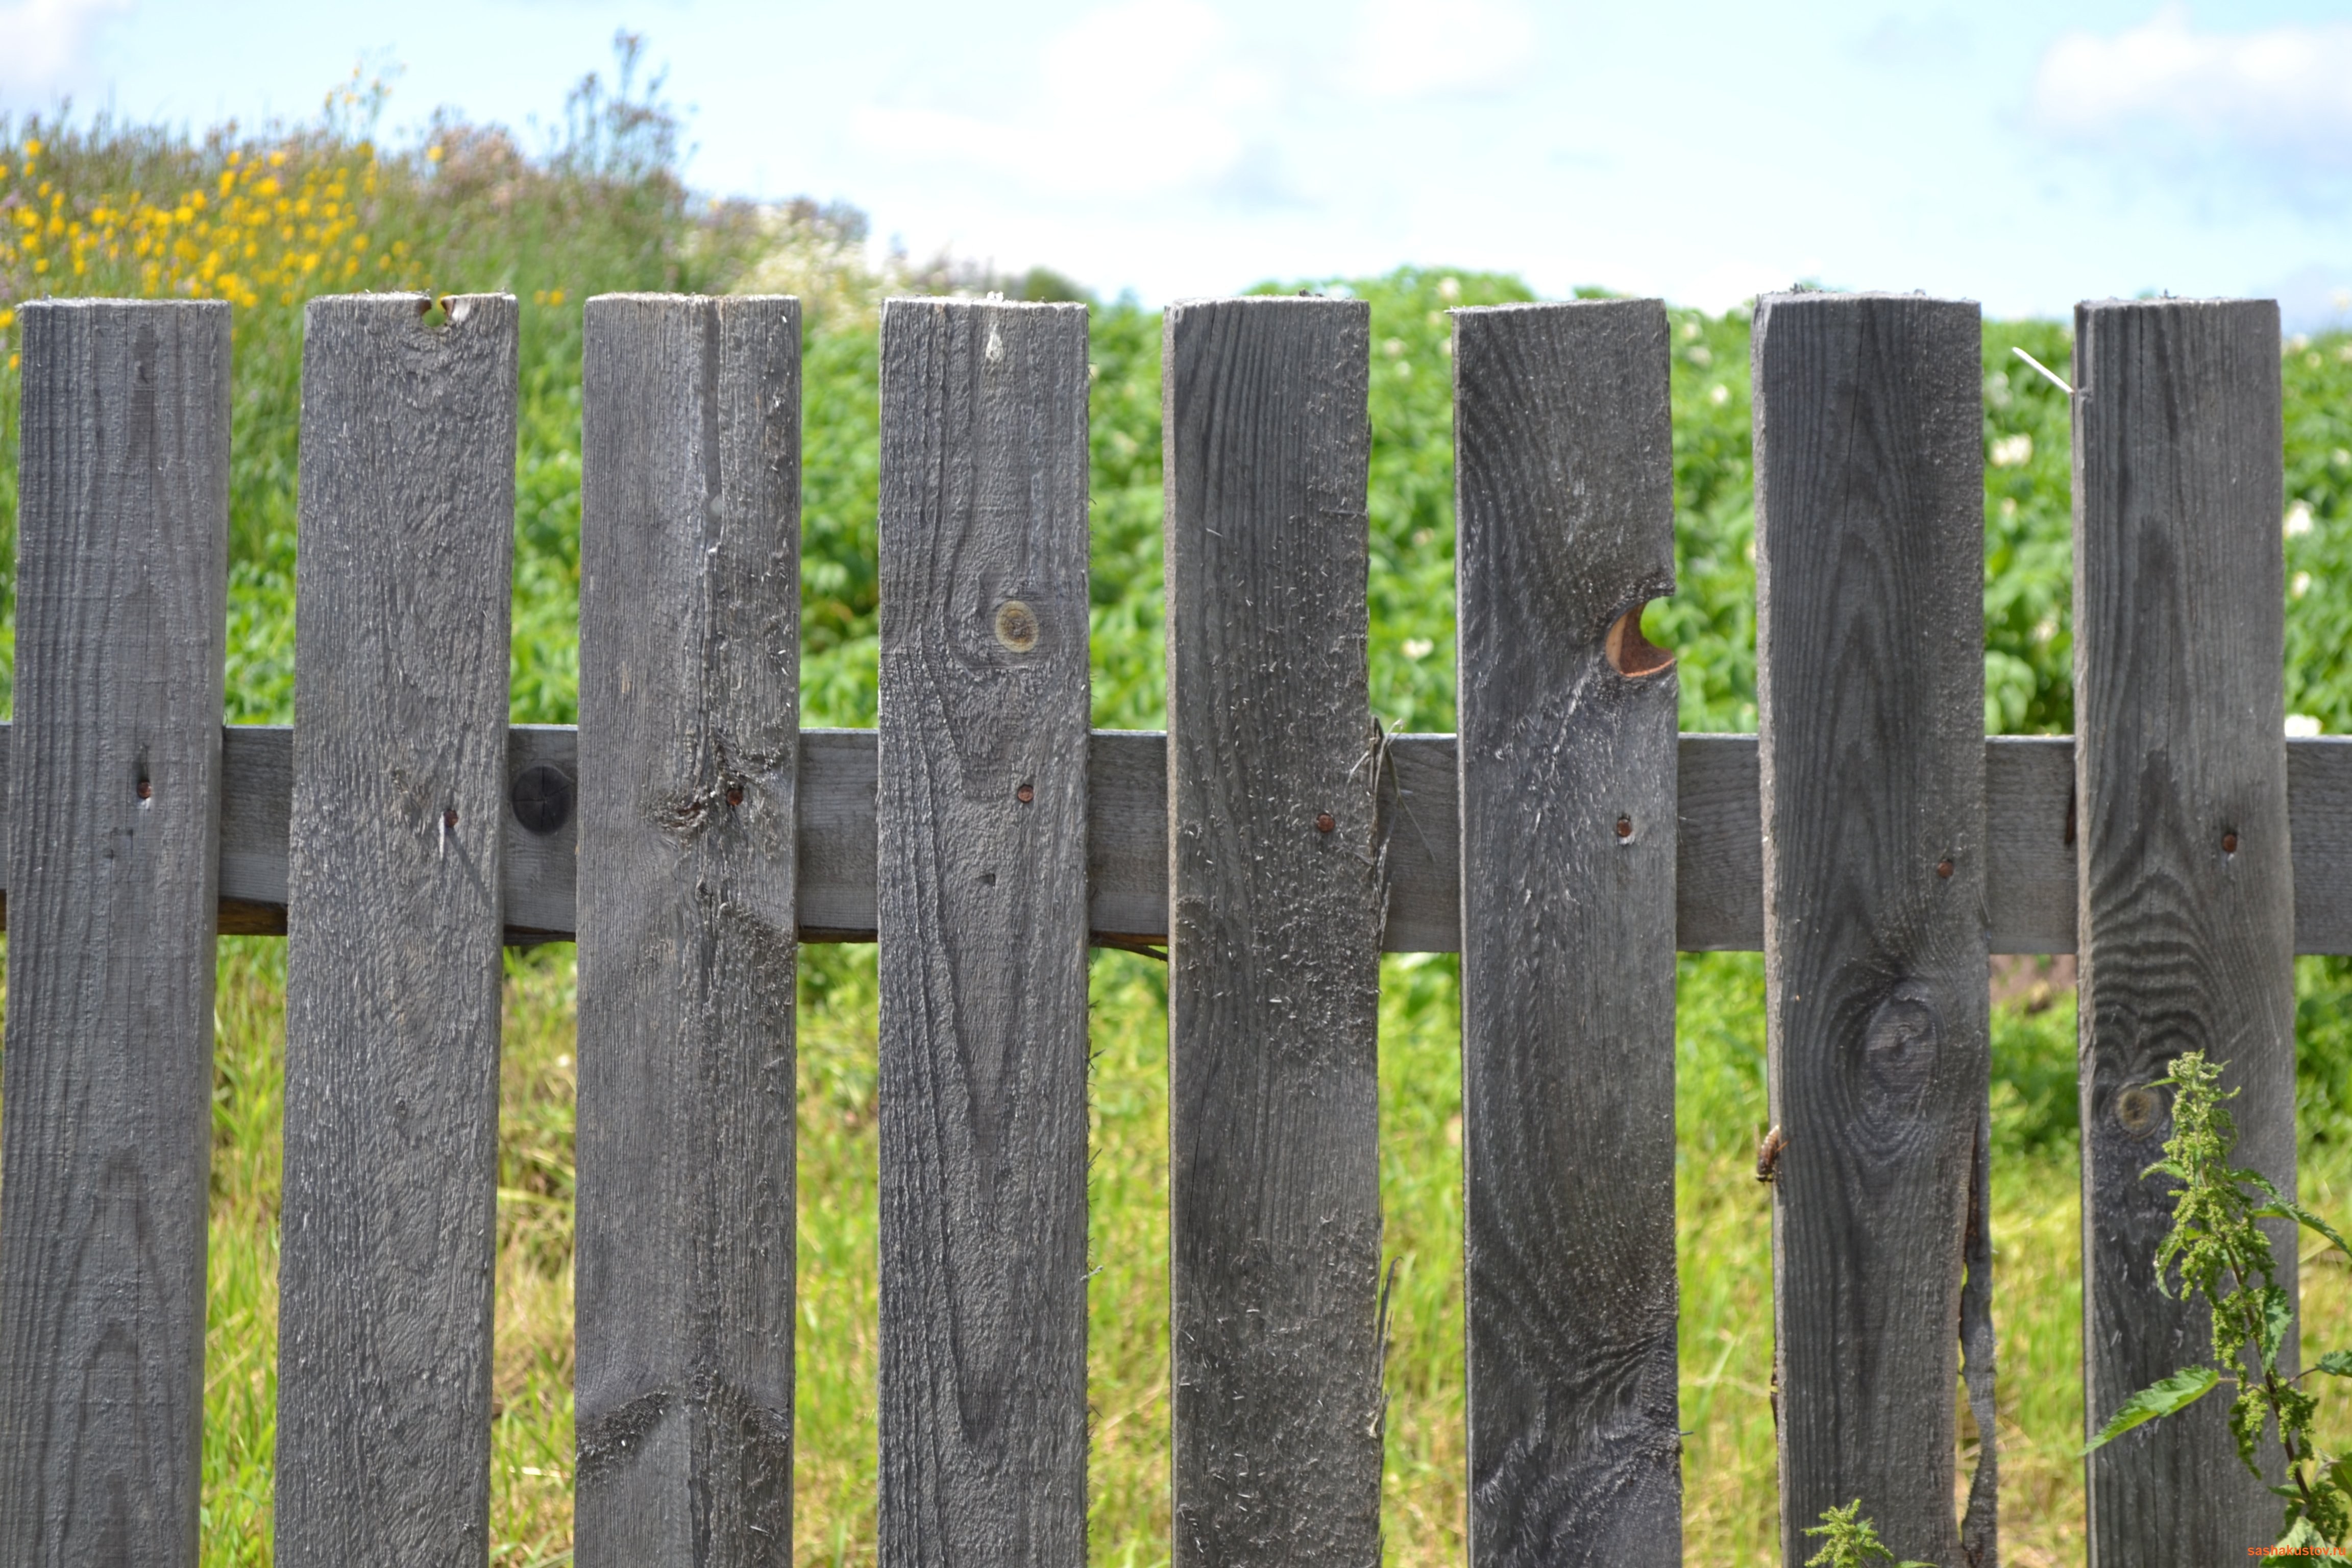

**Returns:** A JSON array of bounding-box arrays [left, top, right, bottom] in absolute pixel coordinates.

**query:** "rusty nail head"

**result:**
[[1017, 783, 1035, 804], [1937, 858, 1954, 879], [1315, 812, 1335, 834], [444, 808, 460, 830], [137, 779, 153, 800], [1615, 815, 1632, 839], [726, 785, 745, 807], [2223, 831, 2239, 854]]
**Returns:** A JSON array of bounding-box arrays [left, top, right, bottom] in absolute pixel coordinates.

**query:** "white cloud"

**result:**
[[0, 0, 128, 95], [1349, 0, 1536, 100], [852, 0, 1299, 207], [2032, 3, 2352, 167]]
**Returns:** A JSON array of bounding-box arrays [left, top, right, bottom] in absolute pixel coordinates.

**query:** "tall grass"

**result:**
[[7, 46, 2352, 1565]]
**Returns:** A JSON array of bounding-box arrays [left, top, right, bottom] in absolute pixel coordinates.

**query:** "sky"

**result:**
[[5, 0, 2351, 324]]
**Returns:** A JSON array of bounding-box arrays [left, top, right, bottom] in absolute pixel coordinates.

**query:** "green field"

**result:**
[[7, 59, 2352, 1565]]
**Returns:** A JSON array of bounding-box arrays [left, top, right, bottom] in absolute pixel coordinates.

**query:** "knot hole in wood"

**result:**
[[1604, 603, 1674, 678]]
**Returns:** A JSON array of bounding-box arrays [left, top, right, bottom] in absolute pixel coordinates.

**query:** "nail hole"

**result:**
[[1604, 603, 1675, 678], [136, 779, 153, 801], [1937, 858, 1954, 879], [2223, 831, 2239, 855], [444, 808, 460, 830], [726, 785, 745, 807], [1316, 812, 1335, 834], [1016, 783, 1035, 804], [1615, 815, 1632, 839]]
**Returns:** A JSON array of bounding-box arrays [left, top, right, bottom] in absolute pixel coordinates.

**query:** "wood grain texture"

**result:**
[[1453, 300, 1680, 1565], [574, 295, 800, 1564], [1164, 296, 1383, 1568], [0, 300, 228, 1567], [273, 293, 517, 1568], [2073, 298, 2293, 1563], [875, 298, 1091, 1568], [1752, 292, 1991, 1568]]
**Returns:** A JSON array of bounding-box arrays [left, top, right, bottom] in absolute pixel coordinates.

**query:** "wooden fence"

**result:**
[[0, 288, 2323, 1566]]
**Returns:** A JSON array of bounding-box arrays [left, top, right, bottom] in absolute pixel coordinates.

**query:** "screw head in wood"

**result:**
[[1937, 858, 1954, 879], [1017, 783, 1035, 804], [2223, 831, 2239, 855], [509, 765, 574, 836], [1615, 815, 1632, 839], [1316, 812, 1335, 834], [994, 600, 1039, 652]]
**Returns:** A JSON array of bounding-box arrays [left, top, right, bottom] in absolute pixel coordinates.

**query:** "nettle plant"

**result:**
[[1803, 1500, 1931, 1567], [2087, 1050, 2352, 1547]]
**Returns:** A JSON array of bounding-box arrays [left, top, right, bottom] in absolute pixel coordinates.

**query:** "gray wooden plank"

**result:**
[[273, 292, 518, 1568], [2074, 297, 2293, 1563], [1164, 295, 1383, 1566], [0, 299, 229, 1566], [1752, 291, 1991, 1567], [874, 297, 1091, 1568], [1454, 299, 1681, 1564], [573, 295, 801, 1564], [12, 725, 2352, 952]]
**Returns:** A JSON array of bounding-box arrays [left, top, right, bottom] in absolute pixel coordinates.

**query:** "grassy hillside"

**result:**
[[7, 54, 2352, 1565]]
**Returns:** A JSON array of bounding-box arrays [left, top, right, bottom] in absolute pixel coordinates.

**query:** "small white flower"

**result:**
[[1991, 433, 2033, 468], [2286, 501, 2315, 536], [1402, 638, 1434, 660], [2294, 571, 2314, 599], [2033, 617, 2057, 645], [2288, 714, 2323, 738], [1384, 337, 1406, 358], [1708, 383, 1730, 406], [1437, 276, 1460, 302]]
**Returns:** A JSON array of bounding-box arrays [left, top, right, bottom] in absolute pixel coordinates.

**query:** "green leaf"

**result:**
[[2252, 1189, 2352, 1260], [2262, 1285, 2296, 1367], [2315, 1350, 2352, 1378], [2085, 1366, 2222, 1453], [2278, 1512, 2329, 1549]]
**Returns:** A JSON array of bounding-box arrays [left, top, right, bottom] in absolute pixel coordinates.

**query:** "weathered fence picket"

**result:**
[[1455, 299, 1681, 1565], [0, 299, 229, 1564], [274, 293, 518, 1567], [2074, 298, 2295, 1564], [1164, 295, 1384, 1565], [1752, 292, 1993, 1566], [574, 294, 802, 1563], [0, 280, 2342, 1564], [875, 298, 1092, 1566]]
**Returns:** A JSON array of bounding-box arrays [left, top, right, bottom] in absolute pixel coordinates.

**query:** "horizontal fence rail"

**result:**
[[0, 286, 2325, 1568], [6, 725, 2352, 953]]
